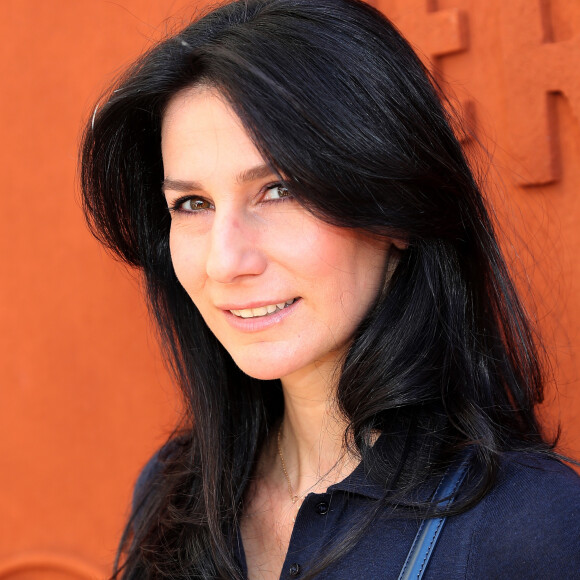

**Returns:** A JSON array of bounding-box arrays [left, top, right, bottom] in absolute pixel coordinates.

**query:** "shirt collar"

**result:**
[[325, 434, 391, 500], [328, 438, 474, 504]]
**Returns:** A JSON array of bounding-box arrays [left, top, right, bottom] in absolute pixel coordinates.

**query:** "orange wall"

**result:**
[[1, 0, 579, 577]]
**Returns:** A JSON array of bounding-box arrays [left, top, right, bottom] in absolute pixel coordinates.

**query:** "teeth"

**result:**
[[230, 298, 296, 318]]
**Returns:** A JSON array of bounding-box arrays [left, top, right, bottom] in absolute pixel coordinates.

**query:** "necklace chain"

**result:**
[[277, 425, 302, 504], [277, 424, 355, 506]]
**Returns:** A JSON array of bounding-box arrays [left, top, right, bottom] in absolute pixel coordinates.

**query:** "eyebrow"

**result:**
[[162, 164, 278, 194]]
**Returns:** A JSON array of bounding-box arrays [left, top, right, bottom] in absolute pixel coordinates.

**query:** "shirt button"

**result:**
[[288, 563, 301, 577], [315, 501, 329, 515]]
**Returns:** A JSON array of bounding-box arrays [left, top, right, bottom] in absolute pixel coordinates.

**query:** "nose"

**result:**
[[205, 210, 267, 283]]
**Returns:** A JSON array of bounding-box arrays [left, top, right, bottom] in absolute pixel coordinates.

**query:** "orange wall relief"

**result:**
[[1, 0, 579, 575], [377, 0, 580, 451]]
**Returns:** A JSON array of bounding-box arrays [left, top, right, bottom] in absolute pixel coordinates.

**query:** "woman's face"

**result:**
[[162, 87, 398, 385]]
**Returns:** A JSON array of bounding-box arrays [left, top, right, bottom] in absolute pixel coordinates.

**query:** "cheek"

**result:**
[[169, 229, 207, 299], [311, 227, 389, 295]]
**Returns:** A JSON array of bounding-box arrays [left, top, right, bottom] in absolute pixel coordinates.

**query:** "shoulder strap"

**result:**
[[397, 454, 471, 580]]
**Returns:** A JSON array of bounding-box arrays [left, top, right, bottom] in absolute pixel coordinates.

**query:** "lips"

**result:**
[[230, 298, 297, 318]]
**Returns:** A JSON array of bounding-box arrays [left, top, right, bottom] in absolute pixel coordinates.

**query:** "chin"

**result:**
[[231, 358, 290, 382], [226, 348, 302, 382]]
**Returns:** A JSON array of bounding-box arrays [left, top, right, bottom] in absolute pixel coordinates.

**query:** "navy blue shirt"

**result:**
[[135, 447, 580, 579]]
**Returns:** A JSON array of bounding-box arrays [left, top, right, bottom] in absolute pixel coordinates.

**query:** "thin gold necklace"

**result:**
[[276, 424, 351, 507], [277, 425, 301, 504]]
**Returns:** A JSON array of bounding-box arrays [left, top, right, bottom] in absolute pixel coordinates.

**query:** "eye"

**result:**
[[263, 183, 292, 202], [170, 197, 214, 213]]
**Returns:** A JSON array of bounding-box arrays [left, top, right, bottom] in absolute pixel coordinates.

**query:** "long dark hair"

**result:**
[[80, 0, 555, 577]]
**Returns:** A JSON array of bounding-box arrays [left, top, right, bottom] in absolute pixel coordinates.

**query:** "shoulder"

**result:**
[[452, 453, 580, 579], [132, 449, 164, 513], [131, 437, 187, 520], [479, 452, 580, 534]]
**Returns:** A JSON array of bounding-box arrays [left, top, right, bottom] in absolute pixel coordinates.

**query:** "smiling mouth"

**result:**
[[229, 298, 298, 318]]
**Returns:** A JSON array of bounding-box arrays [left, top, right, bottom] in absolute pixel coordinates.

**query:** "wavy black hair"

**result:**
[[80, 0, 555, 577]]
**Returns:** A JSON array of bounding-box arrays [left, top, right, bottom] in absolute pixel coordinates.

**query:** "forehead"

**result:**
[[161, 86, 263, 182], [163, 85, 237, 128]]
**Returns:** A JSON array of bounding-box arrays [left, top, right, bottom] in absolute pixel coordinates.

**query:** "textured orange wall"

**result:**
[[375, 0, 580, 455], [1, 0, 579, 577]]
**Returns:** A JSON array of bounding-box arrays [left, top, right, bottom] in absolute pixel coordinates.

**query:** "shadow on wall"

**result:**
[[0, 553, 106, 580]]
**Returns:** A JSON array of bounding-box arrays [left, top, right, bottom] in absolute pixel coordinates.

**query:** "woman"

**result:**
[[80, 0, 580, 578]]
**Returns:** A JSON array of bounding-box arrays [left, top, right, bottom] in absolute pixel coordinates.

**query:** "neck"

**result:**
[[274, 361, 356, 497]]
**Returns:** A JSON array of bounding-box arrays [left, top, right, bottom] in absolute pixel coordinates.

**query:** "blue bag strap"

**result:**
[[397, 453, 471, 580]]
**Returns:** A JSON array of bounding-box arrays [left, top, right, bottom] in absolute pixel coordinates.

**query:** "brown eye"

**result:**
[[263, 184, 292, 201], [180, 198, 213, 211]]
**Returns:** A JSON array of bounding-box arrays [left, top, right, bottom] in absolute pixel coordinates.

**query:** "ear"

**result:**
[[389, 238, 408, 251]]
